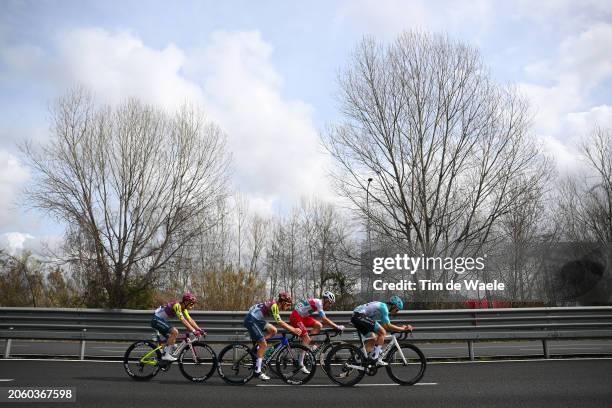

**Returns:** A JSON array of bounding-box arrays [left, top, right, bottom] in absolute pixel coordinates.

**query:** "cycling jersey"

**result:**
[[294, 298, 326, 318], [154, 301, 191, 321], [353, 301, 390, 325], [248, 299, 282, 323]]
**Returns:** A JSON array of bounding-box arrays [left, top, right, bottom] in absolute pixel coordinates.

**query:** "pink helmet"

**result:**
[[182, 292, 197, 305]]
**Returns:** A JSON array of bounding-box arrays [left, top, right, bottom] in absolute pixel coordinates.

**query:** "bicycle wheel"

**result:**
[[318, 341, 343, 375], [275, 344, 316, 385], [324, 343, 366, 386], [123, 340, 162, 381], [217, 343, 256, 385], [385, 343, 427, 385], [178, 341, 217, 383]]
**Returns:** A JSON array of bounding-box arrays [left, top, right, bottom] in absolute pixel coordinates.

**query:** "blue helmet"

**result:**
[[389, 295, 404, 310]]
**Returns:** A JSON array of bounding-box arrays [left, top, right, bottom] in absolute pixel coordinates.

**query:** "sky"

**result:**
[[1, 0, 612, 254]]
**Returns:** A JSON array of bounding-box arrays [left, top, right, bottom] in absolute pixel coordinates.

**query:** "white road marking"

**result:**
[[0, 379, 14, 381], [519, 347, 603, 351], [256, 382, 437, 387]]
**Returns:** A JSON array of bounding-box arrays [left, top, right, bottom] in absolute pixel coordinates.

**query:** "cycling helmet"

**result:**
[[389, 295, 404, 310], [278, 292, 293, 304], [322, 290, 336, 304], [182, 292, 197, 305]]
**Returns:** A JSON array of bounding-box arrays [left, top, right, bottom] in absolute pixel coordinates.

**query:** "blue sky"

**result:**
[[1, 0, 612, 253]]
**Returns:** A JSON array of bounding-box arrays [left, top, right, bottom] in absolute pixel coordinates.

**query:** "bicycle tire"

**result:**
[[275, 343, 317, 385], [318, 341, 343, 375], [385, 342, 427, 385], [123, 340, 162, 381], [323, 343, 366, 387], [178, 341, 217, 383], [217, 343, 256, 385]]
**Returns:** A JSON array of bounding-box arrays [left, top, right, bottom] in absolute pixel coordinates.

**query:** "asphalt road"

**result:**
[[0, 358, 610, 408], [2, 338, 612, 360]]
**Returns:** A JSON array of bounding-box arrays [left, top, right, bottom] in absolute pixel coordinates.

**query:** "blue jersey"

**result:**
[[353, 301, 390, 325]]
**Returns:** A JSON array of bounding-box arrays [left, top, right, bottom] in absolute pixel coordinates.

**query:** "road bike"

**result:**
[[302, 328, 344, 375], [217, 332, 316, 385], [123, 331, 217, 382], [323, 331, 426, 386]]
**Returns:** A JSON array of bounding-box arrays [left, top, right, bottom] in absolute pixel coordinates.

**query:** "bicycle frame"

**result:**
[[342, 332, 409, 372], [139, 334, 197, 366], [260, 333, 291, 367]]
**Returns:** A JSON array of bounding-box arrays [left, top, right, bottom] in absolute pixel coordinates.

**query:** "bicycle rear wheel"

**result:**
[[217, 343, 256, 385], [123, 340, 161, 381], [385, 343, 426, 385], [178, 341, 217, 383], [324, 343, 366, 386], [275, 344, 316, 385]]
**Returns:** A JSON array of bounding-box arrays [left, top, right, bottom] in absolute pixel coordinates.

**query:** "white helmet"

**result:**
[[322, 290, 336, 304]]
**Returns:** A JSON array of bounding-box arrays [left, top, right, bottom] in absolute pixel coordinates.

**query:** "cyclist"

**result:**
[[290, 290, 345, 372], [244, 292, 302, 381], [151, 292, 204, 362], [350, 295, 412, 366]]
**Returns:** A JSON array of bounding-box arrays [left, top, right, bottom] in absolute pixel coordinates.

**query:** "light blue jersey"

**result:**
[[353, 301, 391, 325]]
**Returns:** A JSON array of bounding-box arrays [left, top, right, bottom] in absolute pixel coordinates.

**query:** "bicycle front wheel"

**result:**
[[123, 340, 161, 381], [178, 341, 217, 383], [324, 343, 366, 387], [217, 343, 256, 385], [385, 343, 426, 385], [275, 344, 316, 385], [318, 341, 343, 375]]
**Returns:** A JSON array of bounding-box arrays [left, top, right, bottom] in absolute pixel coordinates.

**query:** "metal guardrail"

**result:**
[[1, 306, 611, 360]]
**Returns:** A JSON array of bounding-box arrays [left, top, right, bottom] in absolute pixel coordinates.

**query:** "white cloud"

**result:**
[[519, 23, 612, 172], [190, 30, 334, 212], [0, 232, 63, 257], [0, 149, 29, 229], [55, 28, 204, 110]]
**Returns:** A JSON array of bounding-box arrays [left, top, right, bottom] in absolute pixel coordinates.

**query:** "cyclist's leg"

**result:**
[[351, 313, 377, 354], [371, 323, 386, 360], [245, 314, 271, 377], [151, 316, 173, 346], [167, 327, 179, 346]]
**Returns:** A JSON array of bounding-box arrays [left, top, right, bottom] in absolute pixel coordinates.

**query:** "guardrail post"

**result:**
[[3, 327, 13, 358], [80, 329, 87, 360], [468, 340, 475, 361], [542, 339, 550, 359]]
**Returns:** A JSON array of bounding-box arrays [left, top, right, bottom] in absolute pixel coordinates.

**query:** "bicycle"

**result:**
[[123, 331, 217, 382], [217, 332, 316, 385], [323, 331, 426, 386], [301, 328, 344, 375]]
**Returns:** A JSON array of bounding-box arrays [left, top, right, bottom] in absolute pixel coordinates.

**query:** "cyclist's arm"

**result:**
[[381, 322, 411, 332], [173, 303, 196, 332], [321, 315, 342, 331], [183, 309, 202, 332], [378, 303, 410, 332], [271, 303, 300, 335]]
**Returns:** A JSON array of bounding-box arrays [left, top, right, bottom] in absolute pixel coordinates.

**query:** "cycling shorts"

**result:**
[[351, 312, 381, 336], [244, 313, 270, 342], [151, 315, 172, 337], [289, 310, 318, 336]]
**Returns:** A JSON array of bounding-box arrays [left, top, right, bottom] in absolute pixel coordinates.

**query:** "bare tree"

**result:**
[[22, 88, 230, 308], [323, 32, 551, 302]]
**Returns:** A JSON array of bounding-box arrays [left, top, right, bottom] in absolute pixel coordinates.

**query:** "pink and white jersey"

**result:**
[[295, 298, 326, 318]]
